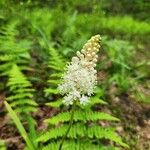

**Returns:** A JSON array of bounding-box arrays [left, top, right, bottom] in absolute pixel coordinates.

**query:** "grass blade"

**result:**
[[4, 101, 35, 150]]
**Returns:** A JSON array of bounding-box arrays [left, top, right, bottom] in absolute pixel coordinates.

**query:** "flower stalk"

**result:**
[[59, 103, 76, 150]]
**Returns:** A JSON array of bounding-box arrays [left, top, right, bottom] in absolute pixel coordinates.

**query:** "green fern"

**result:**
[[44, 109, 119, 125], [0, 21, 32, 76], [42, 140, 119, 150], [38, 123, 119, 142], [0, 17, 128, 149], [37, 93, 128, 149], [36, 43, 128, 149], [44, 47, 66, 96], [31, 20, 66, 97], [38, 117, 127, 148], [6, 64, 37, 113]]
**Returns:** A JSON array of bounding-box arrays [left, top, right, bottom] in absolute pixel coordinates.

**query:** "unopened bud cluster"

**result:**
[[58, 35, 101, 105]]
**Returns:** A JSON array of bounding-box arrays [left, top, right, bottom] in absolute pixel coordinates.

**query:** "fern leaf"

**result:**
[[87, 125, 128, 148], [37, 123, 128, 147], [44, 47, 66, 97], [42, 140, 117, 150], [45, 109, 119, 125], [0, 21, 32, 77], [7, 93, 33, 101], [6, 64, 37, 113], [37, 124, 85, 142], [15, 106, 37, 113], [47, 79, 61, 85], [44, 88, 59, 96], [10, 99, 37, 107], [46, 99, 63, 108]]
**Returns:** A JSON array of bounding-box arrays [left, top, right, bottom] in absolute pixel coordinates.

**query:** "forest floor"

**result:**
[[0, 90, 150, 150]]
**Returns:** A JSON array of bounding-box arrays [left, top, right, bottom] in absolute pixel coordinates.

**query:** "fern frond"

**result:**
[[87, 125, 128, 148], [37, 123, 128, 148], [37, 123, 84, 142], [0, 21, 32, 76], [46, 99, 62, 108], [10, 99, 37, 107], [45, 88, 59, 96], [15, 106, 37, 113], [6, 64, 37, 113], [44, 47, 66, 97], [7, 93, 33, 101], [50, 73, 63, 78], [0, 54, 14, 61], [47, 79, 61, 85], [45, 109, 119, 125], [42, 140, 118, 150], [86, 96, 107, 107]]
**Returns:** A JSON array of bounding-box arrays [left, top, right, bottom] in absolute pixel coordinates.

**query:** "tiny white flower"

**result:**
[[80, 95, 89, 105], [72, 90, 80, 99], [63, 94, 73, 105]]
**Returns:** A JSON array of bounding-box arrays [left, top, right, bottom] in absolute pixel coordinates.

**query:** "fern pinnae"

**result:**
[[45, 109, 119, 125], [37, 122, 127, 147], [0, 20, 32, 78], [6, 64, 37, 113], [42, 140, 119, 150], [44, 47, 66, 97]]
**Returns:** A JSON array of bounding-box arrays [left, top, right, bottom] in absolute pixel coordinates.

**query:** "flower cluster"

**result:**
[[58, 35, 101, 105]]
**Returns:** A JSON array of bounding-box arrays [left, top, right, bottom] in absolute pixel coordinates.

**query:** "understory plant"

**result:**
[[37, 35, 129, 150], [0, 21, 32, 77], [4, 35, 128, 150], [5, 64, 38, 149]]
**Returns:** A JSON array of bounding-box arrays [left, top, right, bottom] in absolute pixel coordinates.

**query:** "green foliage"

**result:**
[[37, 95, 128, 149], [44, 110, 119, 125], [44, 47, 66, 97], [6, 64, 37, 113], [0, 139, 6, 150], [103, 38, 134, 69], [101, 0, 150, 20], [4, 101, 36, 150], [38, 123, 123, 143], [100, 16, 150, 35], [23, 10, 66, 97], [26, 9, 55, 38], [75, 15, 150, 38], [42, 140, 119, 150], [0, 21, 32, 76], [102, 38, 135, 93], [4, 64, 39, 149], [133, 81, 150, 104], [0, 1, 149, 149]]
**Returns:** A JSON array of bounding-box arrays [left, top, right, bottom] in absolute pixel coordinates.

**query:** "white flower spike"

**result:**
[[58, 35, 101, 105]]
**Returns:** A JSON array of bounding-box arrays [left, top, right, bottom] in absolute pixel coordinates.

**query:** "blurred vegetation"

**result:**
[[0, 0, 150, 150]]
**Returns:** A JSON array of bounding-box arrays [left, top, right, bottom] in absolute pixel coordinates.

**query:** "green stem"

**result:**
[[59, 103, 76, 150]]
